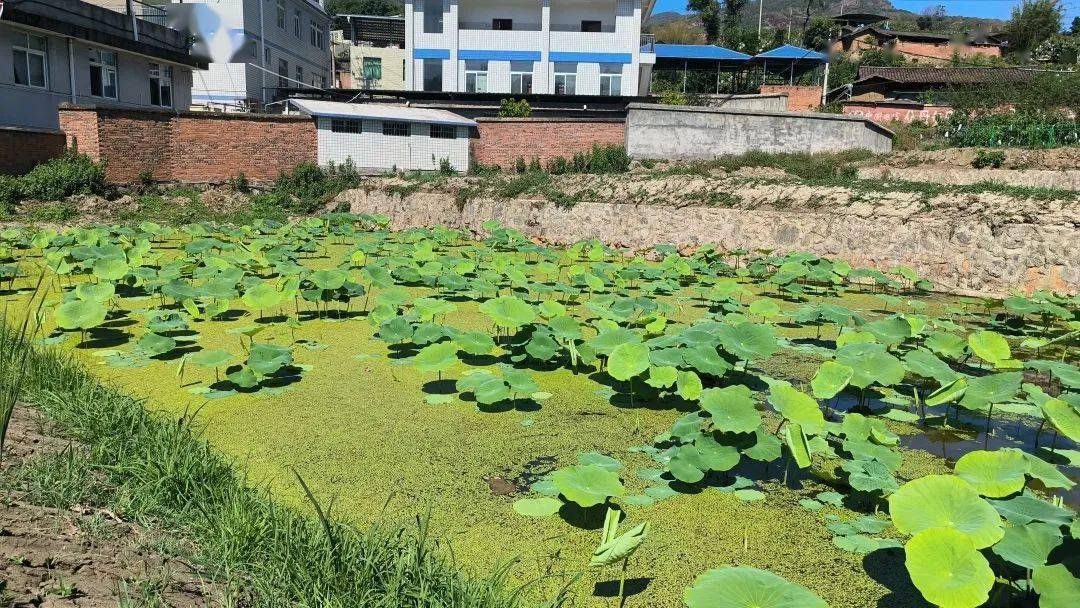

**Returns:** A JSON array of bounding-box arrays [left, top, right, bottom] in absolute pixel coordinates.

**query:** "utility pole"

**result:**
[[757, 0, 764, 38], [787, 9, 792, 42]]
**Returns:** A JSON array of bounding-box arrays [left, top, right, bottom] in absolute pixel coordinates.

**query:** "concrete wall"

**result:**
[[337, 187, 1077, 296], [625, 103, 893, 159], [698, 93, 788, 112], [842, 101, 954, 125]]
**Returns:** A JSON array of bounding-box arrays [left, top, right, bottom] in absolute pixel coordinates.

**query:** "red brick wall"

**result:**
[[834, 36, 1003, 65], [471, 118, 626, 169], [760, 85, 823, 113], [0, 127, 67, 176], [842, 102, 954, 125], [57, 106, 316, 184]]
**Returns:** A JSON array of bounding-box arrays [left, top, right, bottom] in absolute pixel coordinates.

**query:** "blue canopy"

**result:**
[[753, 44, 827, 62], [652, 44, 752, 61]]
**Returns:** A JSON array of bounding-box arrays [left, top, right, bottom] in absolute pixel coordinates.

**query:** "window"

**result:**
[[13, 32, 48, 89], [320, 75, 327, 88], [278, 59, 288, 87], [464, 60, 487, 93], [553, 62, 576, 95], [148, 63, 173, 107], [382, 121, 410, 137], [581, 20, 601, 32], [430, 124, 456, 139], [423, 0, 443, 34], [510, 61, 532, 94], [88, 48, 118, 98], [296, 65, 304, 85], [422, 58, 442, 91], [362, 56, 382, 84], [294, 10, 301, 37], [264, 47, 271, 65], [599, 63, 622, 96], [331, 118, 361, 133], [311, 20, 324, 49], [492, 18, 512, 30], [276, 0, 285, 29]]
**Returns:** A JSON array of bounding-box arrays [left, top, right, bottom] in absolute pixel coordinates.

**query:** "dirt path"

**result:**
[[1, 407, 221, 607]]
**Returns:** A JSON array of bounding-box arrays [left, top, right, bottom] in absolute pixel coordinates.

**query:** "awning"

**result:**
[[653, 44, 751, 61], [752, 45, 827, 62], [290, 100, 477, 127]]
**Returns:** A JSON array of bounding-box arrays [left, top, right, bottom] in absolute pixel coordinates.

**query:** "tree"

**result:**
[[650, 19, 706, 45], [1005, 0, 1065, 55], [916, 6, 946, 31], [803, 0, 825, 29], [325, 0, 402, 18], [802, 16, 833, 51], [689, 0, 723, 44], [1071, 16, 1080, 35]]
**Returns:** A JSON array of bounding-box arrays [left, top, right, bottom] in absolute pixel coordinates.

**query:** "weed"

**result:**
[[27, 202, 79, 223], [971, 149, 1006, 169], [2, 446, 103, 509], [19, 149, 107, 201], [499, 171, 550, 198], [227, 172, 250, 193]]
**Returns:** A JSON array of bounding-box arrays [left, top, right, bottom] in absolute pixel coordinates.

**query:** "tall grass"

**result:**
[[0, 317, 533, 607]]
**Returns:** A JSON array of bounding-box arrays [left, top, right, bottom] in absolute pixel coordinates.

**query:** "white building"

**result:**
[[403, 0, 656, 96], [173, 0, 333, 110], [291, 99, 475, 172]]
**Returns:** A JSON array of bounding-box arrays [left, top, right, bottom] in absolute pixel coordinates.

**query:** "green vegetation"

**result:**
[[0, 215, 1076, 607], [498, 98, 532, 118], [0, 149, 108, 216]]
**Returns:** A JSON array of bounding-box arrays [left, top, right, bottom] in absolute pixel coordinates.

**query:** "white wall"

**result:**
[[458, 0, 541, 29], [315, 117, 470, 171]]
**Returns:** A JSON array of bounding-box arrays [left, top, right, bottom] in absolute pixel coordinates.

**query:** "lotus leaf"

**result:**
[[904, 527, 994, 608], [512, 497, 563, 518], [607, 343, 650, 381], [590, 518, 649, 568], [784, 423, 812, 469], [645, 365, 678, 389], [137, 332, 176, 356], [454, 332, 496, 356], [683, 566, 827, 608], [676, 370, 703, 401], [959, 372, 1022, 411], [768, 384, 824, 434], [699, 385, 761, 434], [715, 322, 777, 361], [248, 343, 292, 378], [1041, 398, 1080, 442], [75, 282, 115, 302], [810, 361, 853, 399], [967, 330, 1011, 365], [54, 299, 107, 331], [1023, 453, 1075, 490], [1032, 564, 1080, 608], [551, 464, 624, 507], [888, 475, 1003, 548], [954, 448, 1029, 498], [991, 522, 1062, 570], [478, 296, 535, 329], [190, 349, 233, 368], [412, 342, 459, 375]]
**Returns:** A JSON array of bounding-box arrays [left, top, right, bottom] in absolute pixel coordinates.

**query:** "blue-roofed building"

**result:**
[[647, 43, 752, 96], [751, 44, 828, 111]]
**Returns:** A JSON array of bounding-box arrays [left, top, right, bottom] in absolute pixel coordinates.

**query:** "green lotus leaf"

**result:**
[[1027, 360, 1080, 390], [309, 269, 347, 291], [548, 315, 582, 341], [954, 448, 1029, 498], [863, 316, 911, 347], [903, 349, 959, 385], [967, 330, 1010, 365], [227, 366, 258, 388], [768, 384, 824, 435], [1042, 398, 1080, 442], [988, 494, 1074, 526], [926, 377, 968, 407], [695, 434, 740, 472], [412, 342, 459, 375], [1022, 453, 1075, 490], [512, 497, 563, 518], [836, 344, 905, 389], [137, 332, 176, 356], [683, 345, 731, 378], [888, 475, 1003, 548], [590, 521, 650, 568], [92, 258, 129, 281], [75, 282, 115, 302], [607, 343, 651, 382], [959, 372, 1022, 411], [842, 458, 899, 494], [645, 365, 678, 389], [478, 295, 535, 329], [742, 427, 783, 462], [991, 522, 1063, 570], [54, 299, 107, 331], [684, 566, 828, 608], [699, 385, 761, 434], [501, 366, 539, 395], [242, 282, 283, 311], [669, 445, 706, 483], [785, 423, 812, 469], [551, 464, 624, 507], [715, 322, 777, 361], [811, 360, 853, 400], [578, 451, 623, 472], [746, 298, 781, 319], [248, 343, 292, 378], [454, 331, 496, 356], [1032, 564, 1080, 608], [904, 527, 994, 608], [190, 349, 233, 368], [676, 370, 703, 401]]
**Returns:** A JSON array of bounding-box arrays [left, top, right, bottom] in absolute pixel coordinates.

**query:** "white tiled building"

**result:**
[[291, 99, 474, 172], [403, 0, 656, 96], [174, 0, 333, 110]]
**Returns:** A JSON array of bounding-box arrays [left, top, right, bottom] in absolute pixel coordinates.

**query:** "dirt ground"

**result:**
[[0, 407, 221, 607], [877, 147, 1080, 171]]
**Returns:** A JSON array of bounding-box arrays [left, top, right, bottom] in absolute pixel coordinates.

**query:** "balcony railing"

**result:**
[[130, 0, 167, 27], [640, 33, 656, 53], [459, 21, 542, 31]]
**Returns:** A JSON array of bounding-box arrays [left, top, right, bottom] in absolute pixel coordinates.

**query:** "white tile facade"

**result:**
[[403, 0, 653, 95]]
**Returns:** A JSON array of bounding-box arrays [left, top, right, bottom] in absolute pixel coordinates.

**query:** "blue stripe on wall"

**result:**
[[458, 50, 542, 61], [414, 48, 451, 59], [549, 52, 632, 63]]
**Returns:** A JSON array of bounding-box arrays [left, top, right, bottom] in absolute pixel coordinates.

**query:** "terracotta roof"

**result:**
[[841, 25, 1004, 46], [854, 66, 1037, 85]]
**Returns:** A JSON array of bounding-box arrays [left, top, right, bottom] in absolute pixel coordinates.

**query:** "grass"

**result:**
[[0, 318, 531, 608]]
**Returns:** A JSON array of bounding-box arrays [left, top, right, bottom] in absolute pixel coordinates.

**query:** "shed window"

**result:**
[[382, 121, 410, 136], [148, 63, 173, 107], [13, 32, 48, 89], [89, 48, 118, 99], [430, 124, 456, 139], [331, 119, 361, 133]]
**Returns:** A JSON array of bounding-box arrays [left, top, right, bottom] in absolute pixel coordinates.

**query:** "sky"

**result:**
[[651, 0, 1080, 26]]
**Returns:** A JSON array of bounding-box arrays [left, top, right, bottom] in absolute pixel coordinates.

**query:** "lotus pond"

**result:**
[[1, 216, 1078, 608]]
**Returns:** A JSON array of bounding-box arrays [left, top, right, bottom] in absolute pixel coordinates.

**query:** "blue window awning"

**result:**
[[459, 50, 542, 61], [549, 52, 632, 64], [414, 48, 450, 60], [653, 44, 751, 61]]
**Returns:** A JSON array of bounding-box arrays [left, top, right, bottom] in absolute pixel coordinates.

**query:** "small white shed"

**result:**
[[290, 99, 476, 173]]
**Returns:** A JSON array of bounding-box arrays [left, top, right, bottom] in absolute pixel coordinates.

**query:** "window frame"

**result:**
[[492, 18, 512, 31], [423, 0, 443, 34], [361, 56, 383, 84], [277, 58, 289, 87], [553, 62, 576, 95], [148, 62, 173, 108], [276, 0, 286, 29], [294, 9, 301, 37], [422, 58, 442, 92], [13, 31, 49, 89], [429, 124, 456, 139], [509, 61, 533, 94], [88, 47, 119, 99], [599, 63, 622, 96], [382, 121, 410, 137], [296, 64, 304, 85], [330, 118, 361, 133], [464, 60, 488, 93]]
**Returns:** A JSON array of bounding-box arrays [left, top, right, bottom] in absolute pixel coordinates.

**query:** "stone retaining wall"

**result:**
[[338, 188, 1077, 296]]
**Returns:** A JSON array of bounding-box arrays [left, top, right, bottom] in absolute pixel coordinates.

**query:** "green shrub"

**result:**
[[498, 98, 532, 118], [513, 157, 527, 174], [273, 160, 364, 213], [0, 175, 22, 217], [19, 150, 107, 201], [548, 145, 631, 176], [227, 172, 250, 193], [499, 171, 550, 198], [972, 149, 1006, 169]]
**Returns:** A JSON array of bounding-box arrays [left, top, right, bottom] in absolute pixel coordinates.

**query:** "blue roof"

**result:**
[[753, 44, 827, 62], [652, 44, 751, 61]]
